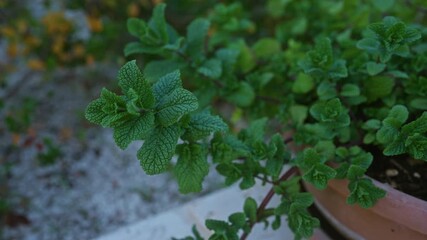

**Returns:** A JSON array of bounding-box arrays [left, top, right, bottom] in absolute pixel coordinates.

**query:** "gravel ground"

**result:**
[[1, 66, 223, 240]]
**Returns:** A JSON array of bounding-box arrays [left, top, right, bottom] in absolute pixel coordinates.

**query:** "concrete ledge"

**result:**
[[94, 181, 294, 240]]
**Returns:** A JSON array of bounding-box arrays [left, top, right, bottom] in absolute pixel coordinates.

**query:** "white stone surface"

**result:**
[[94, 182, 295, 240]]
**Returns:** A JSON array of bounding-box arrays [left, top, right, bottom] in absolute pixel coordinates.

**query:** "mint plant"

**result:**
[[86, 2, 426, 239]]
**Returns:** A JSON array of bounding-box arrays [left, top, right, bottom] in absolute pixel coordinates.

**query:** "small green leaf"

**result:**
[[186, 18, 210, 57], [225, 82, 255, 107], [183, 111, 228, 141], [153, 71, 182, 101], [402, 113, 427, 135], [150, 3, 168, 42], [156, 88, 199, 127], [302, 163, 336, 190], [197, 59, 223, 79], [243, 197, 258, 223], [113, 112, 155, 149], [366, 62, 386, 76], [341, 84, 361, 97], [383, 136, 406, 156], [364, 76, 394, 102], [405, 134, 427, 160], [138, 124, 181, 175], [376, 117, 402, 143], [228, 212, 247, 229], [290, 105, 308, 125], [388, 105, 409, 124], [252, 38, 282, 59], [288, 205, 320, 239], [174, 144, 209, 193], [292, 73, 314, 94], [410, 98, 427, 110], [118, 60, 155, 109], [124, 42, 160, 56], [144, 60, 186, 83], [85, 98, 109, 125], [372, 0, 395, 12], [357, 38, 380, 53], [347, 178, 386, 208], [127, 18, 146, 38]]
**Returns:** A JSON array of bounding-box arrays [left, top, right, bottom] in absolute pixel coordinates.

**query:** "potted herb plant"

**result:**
[[85, 1, 427, 239]]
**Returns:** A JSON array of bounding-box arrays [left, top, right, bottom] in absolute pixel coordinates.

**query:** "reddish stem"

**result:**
[[240, 166, 298, 240]]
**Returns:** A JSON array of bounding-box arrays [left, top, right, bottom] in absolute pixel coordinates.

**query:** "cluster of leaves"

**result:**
[[86, 1, 427, 239]]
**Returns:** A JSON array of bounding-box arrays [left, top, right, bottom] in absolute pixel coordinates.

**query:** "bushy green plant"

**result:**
[[86, 1, 427, 239]]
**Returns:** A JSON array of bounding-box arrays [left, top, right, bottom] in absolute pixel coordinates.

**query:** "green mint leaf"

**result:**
[[137, 124, 181, 175], [372, 0, 395, 12], [228, 212, 247, 229], [252, 38, 281, 59], [225, 82, 255, 107], [357, 38, 381, 54], [118, 60, 155, 109], [302, 163, 336, 190], [341, 84, 360, 97], [174, 143, 209, 193], [410, 98, 427, 110], [113, 112, 155, 150], [403, 28, 422, 43], [376, 117, 402, 143], [316, 81, 337, 100], [266, 134, 289, 178], [242, 117, 268, 144], [144, 60, 186, 83], [402, 113, 427, 135], [124, 42, 161, 56], [405, 133, 427, 160], [85, 98, 109, 125], [347, 178, 386, 208], [127, 18, 146, 38], [243, 197, 257, 223], [183, 111, 228, 141], [288, 205, 320, 240], [290, 105, 308, 125], [366, 61, 386, 76], [310, 98, 349, 127], [153, 70, 182, 101], [197, 58, 223, 79], [292, 73, 314, 94], [149, 3, 168, 43], [186, 18, 210, 57], [156, 88, 199, 126], [383, 136, 406, 156], [364, 76, 394, 102], [205, 219, 238, 240], [293, 192, 314, 208], [388, 105, 409, 124]]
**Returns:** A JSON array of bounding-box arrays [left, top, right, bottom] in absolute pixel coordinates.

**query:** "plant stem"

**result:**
[[240, 166, 297, 240]]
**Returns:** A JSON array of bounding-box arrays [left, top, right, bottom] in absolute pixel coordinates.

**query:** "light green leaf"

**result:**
[[405, 134, 427, 160], [156, 88, 199, 126], [228, 212, 247, 229], [138, 124, 181, 175], [383, 137, 406, 156], [197, 59, 222, 79], [225, 82, 255, 107], [292, 73, 314, 94], [183, 111, 228, 141], [372, 0, 395, 12], [85, 98, 108, 125], [402, 113, 427, 135], [364, 76, 394, 102], [388, 105, 409, 124], [124, 42, 161, 56], [366, 62, 386, 76], [186, 18, 210, 57], [174, 144, 209, 193], [288, 205, 320, 239], [252, 38, 281, 59], [113, 112, 155, 150], [290, 105, 308, 125], [144, 60, 186, 83], [376, 117, 402, 143], [347, 178, 386, 208], [357, 38, 380, 53], [410, 98, 427, 110], [243, 197, 257, 223], [149, 3, 168, 42], [127, 18, 146, 38], [341, 84, 361, 97], [153, 71, 182, 101], [118, 60, 155, 108], [302, 163, 336, 190]]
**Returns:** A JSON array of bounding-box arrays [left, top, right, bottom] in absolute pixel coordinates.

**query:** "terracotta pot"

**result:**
[[303, 176, 427, 239]]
